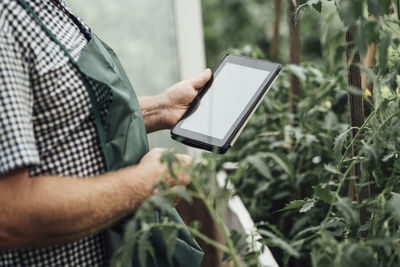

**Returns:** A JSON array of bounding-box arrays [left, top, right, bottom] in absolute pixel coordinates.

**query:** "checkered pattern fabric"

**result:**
[[0, 0, 109, 265]]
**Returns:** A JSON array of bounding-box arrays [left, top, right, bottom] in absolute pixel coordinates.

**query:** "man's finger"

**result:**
[[190, 68, 212, 89]]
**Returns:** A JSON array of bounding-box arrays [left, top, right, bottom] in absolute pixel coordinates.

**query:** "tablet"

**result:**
[[171, 54, 281, 153]]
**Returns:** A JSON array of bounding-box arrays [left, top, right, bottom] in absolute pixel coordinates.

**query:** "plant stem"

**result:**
[[321, 108, 400, 228], [190, 157, 242, 267], [133, 221, 231, 254], [193, 189, 242, 267], [186, 226, 231, 253]]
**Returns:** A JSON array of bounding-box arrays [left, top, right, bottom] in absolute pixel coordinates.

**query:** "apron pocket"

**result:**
[[106, 112, 148, 170]]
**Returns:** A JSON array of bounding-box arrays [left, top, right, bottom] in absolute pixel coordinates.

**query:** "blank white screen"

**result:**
[[180, 63, 270, 139]]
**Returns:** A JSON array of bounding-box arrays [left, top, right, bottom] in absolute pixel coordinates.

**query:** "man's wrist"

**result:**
[[120, 164, 157, 208], [139, 94, 170, 132]]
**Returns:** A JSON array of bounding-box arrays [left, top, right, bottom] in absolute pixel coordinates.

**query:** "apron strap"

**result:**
[[16, 0, 111, 170], [16, 0, 77, 64], [49, 0, 91, 41]]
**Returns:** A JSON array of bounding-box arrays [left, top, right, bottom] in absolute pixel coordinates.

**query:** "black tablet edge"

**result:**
[[218, 65, 280, 153], [171, 133, 226, 153], [229, 73, 280, 147], [171, 55, 281, 154]]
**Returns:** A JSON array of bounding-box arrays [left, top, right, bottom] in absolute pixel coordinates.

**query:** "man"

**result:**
[[0, 0, 211, 265]]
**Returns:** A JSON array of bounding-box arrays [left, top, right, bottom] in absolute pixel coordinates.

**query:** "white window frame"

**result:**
[[173, 0, 206, 80], [172, 2, 279, 266]]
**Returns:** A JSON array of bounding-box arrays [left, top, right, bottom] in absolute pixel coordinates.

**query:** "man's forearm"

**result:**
[[0, 164, 155, 250]]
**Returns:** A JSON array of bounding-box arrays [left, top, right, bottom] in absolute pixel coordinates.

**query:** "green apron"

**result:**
[[17, 1, 204, 266]]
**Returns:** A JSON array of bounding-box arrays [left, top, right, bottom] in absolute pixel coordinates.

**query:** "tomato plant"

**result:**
[[114, 1, 400, 266]]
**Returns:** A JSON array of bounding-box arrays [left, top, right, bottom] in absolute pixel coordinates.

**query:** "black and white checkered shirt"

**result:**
[[0, 0, 108, 265]]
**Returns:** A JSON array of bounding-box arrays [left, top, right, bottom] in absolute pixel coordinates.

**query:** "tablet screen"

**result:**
[[180, 63, 270, 139]]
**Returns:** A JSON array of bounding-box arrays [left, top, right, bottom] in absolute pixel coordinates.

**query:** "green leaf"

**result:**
[[258, 221, 286, 239], [247, 155, 272, 180], [333, 130, 349, 163], [389, 192, 400, 222], [365, 20, 380, 44], [324, 164, 342, 175], [309, 66, 324, 82], [367, 0, 391, 16], [294, 3, 309, 23], [160, 227, 178, 265], [347, 85, 363, 95], [121, 219, 139, 265], [355, 19, 367, 57], [323, 112, 338, 131], [337, 0, 363, 26], [379, 31, 392, 74], [150, 194, 173, 211], [358, 64, 377, 88], [230, 230, 248, 255], [254, 182, 271, 195], [260, 152, 295, 179], [300, 197, 316, 213], [340, 243, 376, 266], [138, 231, 150, 267], [275, 200, 305, 212], [325, 29, 346, 68], [363, 144, 379, 169], [382, 153, 395, 162], [110, 248, 124, 267], [380, 0, 392, 15], [313, 253, 334, 267], [287, 64, 307, 82], [145, 240, 156, 264], [171, 185, 192, 203], [334, 197, 359, 226], [160, 150, 179, 179], [258, 229, 300, 258], [314, 184, 335, 204], [366, 0, 379, 16]]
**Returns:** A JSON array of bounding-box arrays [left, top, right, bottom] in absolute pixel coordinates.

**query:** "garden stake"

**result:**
[[287, 0, 301, 117], [270, 0, 282, 62], [345, 28, 371, 230]]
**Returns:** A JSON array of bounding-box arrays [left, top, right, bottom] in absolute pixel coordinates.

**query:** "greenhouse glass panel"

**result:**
[[67, 0, 184, 150]]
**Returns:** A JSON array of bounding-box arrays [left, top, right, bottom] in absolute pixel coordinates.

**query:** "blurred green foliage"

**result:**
[[116, 1, 400, 267], [203, 0, 400, 266], [201, 0, 328, 68]]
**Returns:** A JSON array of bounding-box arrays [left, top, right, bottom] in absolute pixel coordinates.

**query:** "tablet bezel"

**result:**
[[171, 54, 281, 153]]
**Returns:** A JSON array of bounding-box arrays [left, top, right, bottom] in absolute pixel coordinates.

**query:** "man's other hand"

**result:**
[[140, 148, 192, 188]]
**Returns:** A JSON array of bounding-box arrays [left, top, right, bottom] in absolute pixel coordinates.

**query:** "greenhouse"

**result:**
[[0, 0, 399, 266]]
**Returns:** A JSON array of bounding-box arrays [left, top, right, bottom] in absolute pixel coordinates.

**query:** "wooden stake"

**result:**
[[345, 29, 371, 229], [287, 0, 301, 115], [270, 0, 282, 62]]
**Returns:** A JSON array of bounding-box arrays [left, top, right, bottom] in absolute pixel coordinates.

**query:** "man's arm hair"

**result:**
[[0, 148, 190, 250], [0, 165, 149, 250]]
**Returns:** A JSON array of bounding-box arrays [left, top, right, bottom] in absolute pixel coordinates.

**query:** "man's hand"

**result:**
[[140, 148, 191, 188], [140, 69, 212, 133], [159, 69, 212, 129], [140, 148, 192, 207]]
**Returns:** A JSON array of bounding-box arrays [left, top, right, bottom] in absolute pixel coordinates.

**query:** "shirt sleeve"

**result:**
[[0, 29, 40, 176]]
